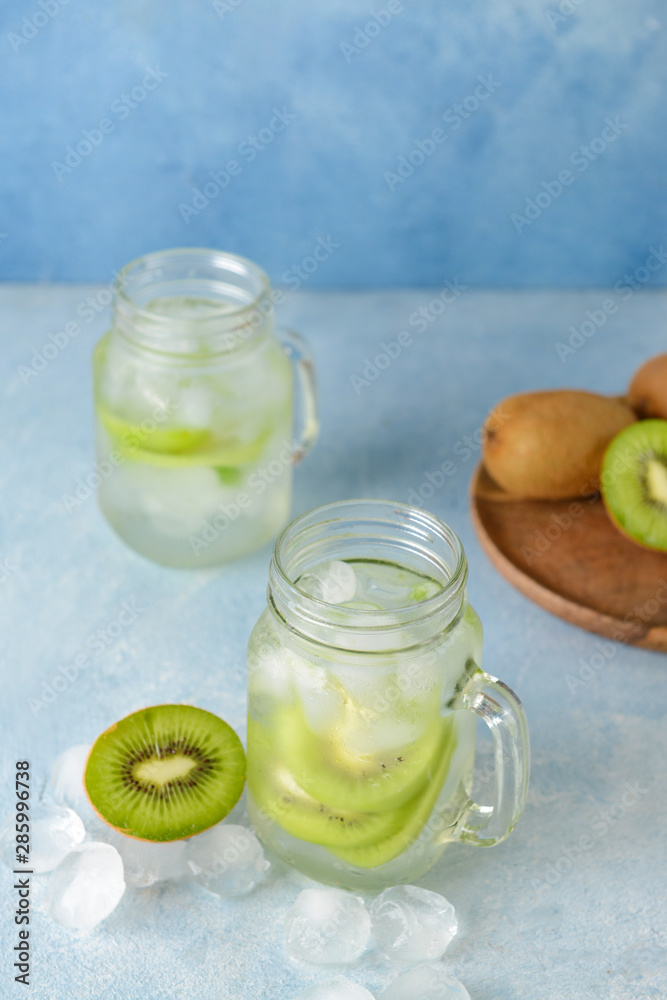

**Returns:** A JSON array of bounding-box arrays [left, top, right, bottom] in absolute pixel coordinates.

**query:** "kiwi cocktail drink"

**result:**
[[91, 248, 320, 568], [247, 551, 484, 890], [93, 293, 294, 568]]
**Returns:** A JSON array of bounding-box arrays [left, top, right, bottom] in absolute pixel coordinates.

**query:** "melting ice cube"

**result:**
[[380, 964, 470, 1000], [46, 842, 125, 932], [23, 804, 86, 874], [49, 745, 93, 817], [298, 561, 357, 605], [112, 834, 187, 889], [295, 976, 376, 999], [370, 885, 457, 964], [285, 887, 371, 966], [185, 824, 269, 896]]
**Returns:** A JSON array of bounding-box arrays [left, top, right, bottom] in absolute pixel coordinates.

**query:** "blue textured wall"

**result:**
[[1, 0, 666, 287]]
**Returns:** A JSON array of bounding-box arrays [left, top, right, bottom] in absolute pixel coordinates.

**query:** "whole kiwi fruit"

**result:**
[[628, 353, 667, 419], [483, 390, 636, 500]]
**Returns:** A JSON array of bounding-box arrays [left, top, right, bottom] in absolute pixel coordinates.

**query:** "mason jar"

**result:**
[[92, 248, 318, 568], [246, 500, 529, 890]]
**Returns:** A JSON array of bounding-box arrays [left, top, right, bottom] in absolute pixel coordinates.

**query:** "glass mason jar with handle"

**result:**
[[246, 500, 529, 890], [92, 248, 318, 568]]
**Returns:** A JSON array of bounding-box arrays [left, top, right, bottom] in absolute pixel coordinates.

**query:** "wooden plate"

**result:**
[[470, 464, 667, 652]]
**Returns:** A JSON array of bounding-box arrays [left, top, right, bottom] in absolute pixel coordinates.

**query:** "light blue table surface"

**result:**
[[1, 285, 666, 1000]]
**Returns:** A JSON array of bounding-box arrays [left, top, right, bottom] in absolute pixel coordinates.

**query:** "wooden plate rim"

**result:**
[[470, 464, 667, 653]]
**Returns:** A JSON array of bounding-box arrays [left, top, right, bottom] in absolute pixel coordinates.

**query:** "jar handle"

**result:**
[[453, 666, 530, 846], [278, 327, 319, 464]]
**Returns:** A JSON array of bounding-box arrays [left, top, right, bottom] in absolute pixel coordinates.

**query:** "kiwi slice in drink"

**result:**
[[278, 702, 445, 813], [248, 762, 407, 849], [97, 405, 271, 469], [84, 705, 246, 841], [330, 718, 458, 868], [601, 420, 667, 551], [247, 721, 407, 848]]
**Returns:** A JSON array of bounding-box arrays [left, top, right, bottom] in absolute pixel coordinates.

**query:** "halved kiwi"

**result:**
[[601, 420, 667, 551], [84, 705, 246, 841]]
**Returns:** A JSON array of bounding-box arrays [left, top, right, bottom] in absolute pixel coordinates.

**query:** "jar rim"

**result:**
[[113, 247, 273, 353], [269, 499, 468, 649]]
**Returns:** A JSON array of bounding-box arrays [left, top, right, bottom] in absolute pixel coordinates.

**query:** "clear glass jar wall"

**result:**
[[92, 249, 317, 568], [246, 500, 529, 890]]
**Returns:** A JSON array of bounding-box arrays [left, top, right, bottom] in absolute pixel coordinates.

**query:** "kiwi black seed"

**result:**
[[84, 704, 246, 841], [601, 420, 667, 552]]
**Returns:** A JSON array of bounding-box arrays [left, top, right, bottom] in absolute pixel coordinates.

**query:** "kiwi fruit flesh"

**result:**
[[247, 751, 407, 849], [601, 420, 667, 551], [330, 718, 457, 868], [84, 704, 246, 841], [97, 404, 270, 468], [273, 702, 444, 812], [483, 390, 636, 499], [628, 353, 667, 420], [247, 713, 457, 865]]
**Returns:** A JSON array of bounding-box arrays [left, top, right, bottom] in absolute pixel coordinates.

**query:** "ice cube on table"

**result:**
[[380, 964, 470, 1000], [185, 823, 269, 896], [370, 885, 457, 964], [46, 842, 125, 932], [49, 745, 92, 815], [286, 887, 371, 966], [24, 805, 86, 874], [112, 834, 187, 889], [295, 976, 376, 999], [298, 561, 357, 605]]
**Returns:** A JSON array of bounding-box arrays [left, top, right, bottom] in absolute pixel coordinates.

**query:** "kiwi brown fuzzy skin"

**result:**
[[628, 354, 667, 420], [84, 704, 247, 842], [483, 390, 636, 500]]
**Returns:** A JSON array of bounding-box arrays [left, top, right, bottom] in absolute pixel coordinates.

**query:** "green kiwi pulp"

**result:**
[[247, 750, 407, 849], [247, 713, 456, 866], [275, 702, 444, 812], [329, 718, 457, 868], [84, 705, 246, 841], [601, 420, 667, 551]]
